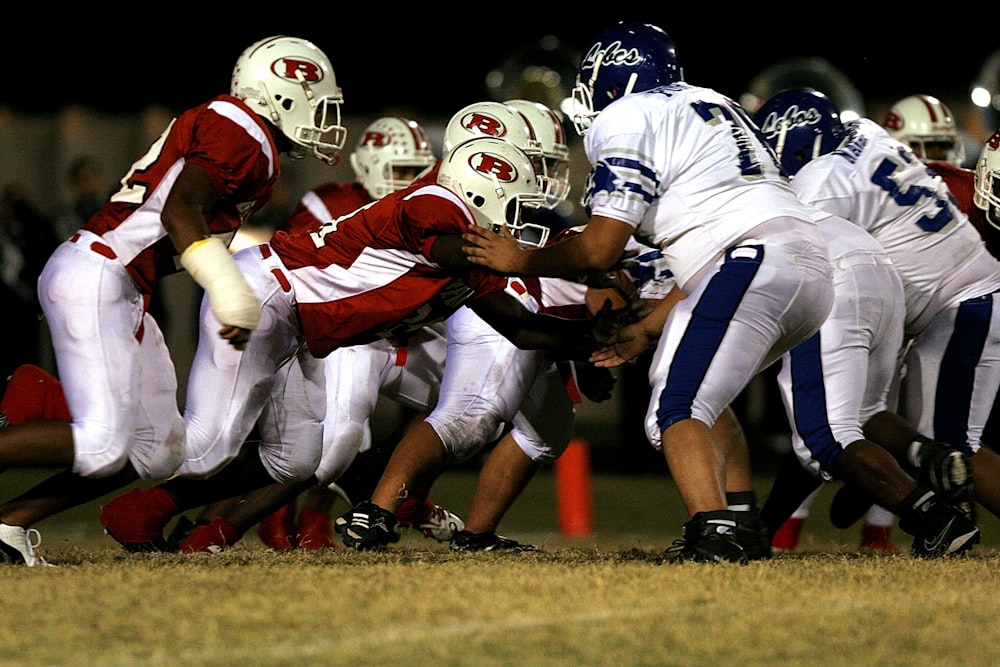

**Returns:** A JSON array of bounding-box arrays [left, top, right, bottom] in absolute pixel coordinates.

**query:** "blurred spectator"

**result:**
[[51, 155, 107, 240], [0, 183, 60, 377]]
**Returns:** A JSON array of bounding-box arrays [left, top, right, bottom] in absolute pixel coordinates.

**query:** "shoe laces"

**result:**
[[663, 538, 687, 558], [424, 505, 448, 523], [24, 528, 50, 566], [25, 527, 41, 551]]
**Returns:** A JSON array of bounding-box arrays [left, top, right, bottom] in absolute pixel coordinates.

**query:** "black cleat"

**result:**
[[450, 530, 538, 552], [334, 501, 400, 551], [664, 510, 749, 565]]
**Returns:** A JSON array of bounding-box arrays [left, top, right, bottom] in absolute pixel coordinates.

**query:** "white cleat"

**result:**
[[0, 523, 54, 567]]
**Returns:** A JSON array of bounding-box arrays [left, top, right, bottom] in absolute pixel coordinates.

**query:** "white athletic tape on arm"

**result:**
[[180, 237, 261, 330]]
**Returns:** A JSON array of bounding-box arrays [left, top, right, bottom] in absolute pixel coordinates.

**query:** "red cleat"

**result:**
[[860, 522, 902, 553], [180, 516, 242, 553], [771, 516, 805, 553], [257, 501, 298, 550], [395, 497, 464, 542], [99, 487, 178, 552], [296, 508, 338, 550]]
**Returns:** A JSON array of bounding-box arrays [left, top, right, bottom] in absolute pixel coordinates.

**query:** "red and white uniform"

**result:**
[[38, 95, 278, 479], [177, 181, 518, 482], [285, 181, 370, 236], [272, 178, 582, 484], [928, 161, 999, 258]]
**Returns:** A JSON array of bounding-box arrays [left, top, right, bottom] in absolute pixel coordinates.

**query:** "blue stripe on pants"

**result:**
[[657, 245, 762, 431], [788, 331, 841, 471], [935, 295, 992, 450]]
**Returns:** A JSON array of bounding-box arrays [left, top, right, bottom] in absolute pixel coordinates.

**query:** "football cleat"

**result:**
[[99, 487, 177, 552], [396, 498, 465, 542], [664, 511, 749, 565], [449, 530, 538, 552], [334, 501, 400, 551], [0, 523, 53, 567]]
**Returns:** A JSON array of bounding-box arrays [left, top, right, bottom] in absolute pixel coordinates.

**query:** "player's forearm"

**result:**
[[502, 315, 597, 361], [522, 235, 612, 279], [635, 288, 681, 338]]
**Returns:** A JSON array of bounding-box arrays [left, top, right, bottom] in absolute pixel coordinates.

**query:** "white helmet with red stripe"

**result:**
[[437, 136, 549, 247], [349, 117, 436, 200], [882, 94, 965, 166], [975, 129, 1000, 228], [504, 99, 571, 207], [444, 101, 542, 154], [231, 35, 347, 165]]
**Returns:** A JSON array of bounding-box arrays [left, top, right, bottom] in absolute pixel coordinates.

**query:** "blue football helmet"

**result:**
[[571, 22, 682, 135], [753, 88, 846, 177]]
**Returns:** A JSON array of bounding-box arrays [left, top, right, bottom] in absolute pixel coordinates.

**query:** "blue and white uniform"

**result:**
[[775, 215, 905, 478], [582, 82, 835, 449], [791, 118, 1000, 454]]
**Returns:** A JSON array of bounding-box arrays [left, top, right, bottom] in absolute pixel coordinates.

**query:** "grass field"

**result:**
[[4, 468, 1000, 666]]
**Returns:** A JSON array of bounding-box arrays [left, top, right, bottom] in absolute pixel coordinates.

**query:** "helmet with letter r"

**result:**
[[883, 94, 965, 166], [504, 99, 571, 207], [231, 35, 347, 165], [437, 137, 549, 247], [350, 117, 436, 200]]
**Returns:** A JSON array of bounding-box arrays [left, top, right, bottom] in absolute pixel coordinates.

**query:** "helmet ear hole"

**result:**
[[436, 136, 549, 247], [229, 35, 346, 165]]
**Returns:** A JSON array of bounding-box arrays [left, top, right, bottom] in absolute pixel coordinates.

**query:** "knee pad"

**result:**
[[314, 422, 369, 486], [510, 428, 568, 464], [72, 426, 131, 478], [427, 411, 505, 463]]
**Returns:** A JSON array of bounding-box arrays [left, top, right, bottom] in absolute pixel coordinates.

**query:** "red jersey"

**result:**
[[269, 181, 511, 356], [82, 95, 280, 294], [928, 161, 999, 257], [284, 181, 371, 235]]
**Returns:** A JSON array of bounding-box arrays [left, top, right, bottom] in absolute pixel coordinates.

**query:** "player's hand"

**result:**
[[573, 361, 616, 403], [463, 224, 526, 273], [589, 323, 653, 368], [218, 325, 252, 351], [589, 297, 651, 345]]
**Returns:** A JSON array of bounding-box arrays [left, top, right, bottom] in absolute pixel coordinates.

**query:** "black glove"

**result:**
[[573, 361, 616, 403], [577, 268, 623, 290], [589, 297, 650, 345]]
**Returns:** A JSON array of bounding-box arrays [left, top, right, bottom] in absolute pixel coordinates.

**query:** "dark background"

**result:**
[[5, 16, 996, 116]]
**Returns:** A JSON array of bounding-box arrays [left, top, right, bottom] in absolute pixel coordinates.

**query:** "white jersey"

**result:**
[[791, 118, 1000, 335], [584, 82, 824, 290], [583, 82, 834, 445]]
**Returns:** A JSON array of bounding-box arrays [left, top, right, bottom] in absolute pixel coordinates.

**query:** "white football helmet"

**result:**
[[230, 36, 347, 165], [883, 94, 965, 166], [444, 101, 542, 154], [504, 99, 572, 207], [437, 137, 549, 247], [974, 130, 1000, 229], [349, 117, 437, 200]]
